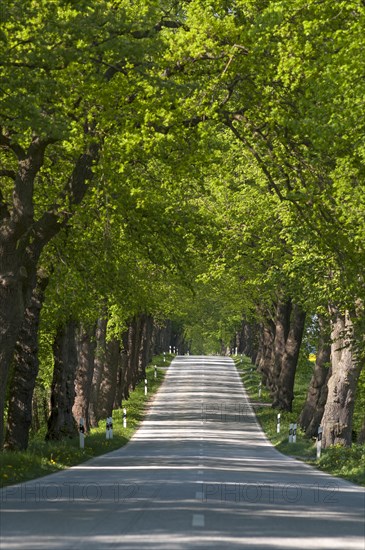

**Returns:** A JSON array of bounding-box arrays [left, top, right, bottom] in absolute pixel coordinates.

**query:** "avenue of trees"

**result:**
[[1, 0, 364, 452]]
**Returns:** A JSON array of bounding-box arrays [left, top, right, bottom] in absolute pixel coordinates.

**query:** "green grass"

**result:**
[[233, 354, 365, 486], [0, 355, 171, 488]]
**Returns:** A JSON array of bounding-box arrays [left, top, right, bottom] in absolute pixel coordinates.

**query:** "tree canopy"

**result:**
[[1, 0, 364, 450]]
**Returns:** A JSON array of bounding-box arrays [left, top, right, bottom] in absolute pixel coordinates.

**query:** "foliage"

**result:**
[[317, 444, 365, 486]]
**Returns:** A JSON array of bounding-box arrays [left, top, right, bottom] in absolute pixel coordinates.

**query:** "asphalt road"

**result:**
[[1, 356, 364, 549]]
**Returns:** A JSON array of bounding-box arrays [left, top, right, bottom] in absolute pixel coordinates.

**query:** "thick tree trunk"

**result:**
[[4, 272, 49, 451], [0, 135, 100, 448], [131, 316, 143, 390], [242, 322, 258, 363], [0, 258, 28, 448], [158, 320, 172, 353], [273, 304, 306, 411], [145, 315, 154, 364], [46, 322, 78, 440], [299, 316, 331, 437], [123, 321, 134, 399], [138, 314, 154, 379], [72, 324, 96, 432], [98, 338, 120, 419], [270, 299, 292, 393], [256, 320, 275, 387], [89, 317, 107, 428], [322, 309, 362, 448], [116, 330, 129, 404]]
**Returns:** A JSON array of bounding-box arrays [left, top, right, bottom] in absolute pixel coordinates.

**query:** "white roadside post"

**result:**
[[106, 417, 111, 440], [289, 423, 294, 443], [258, 382, 262, 398], [145, 378, 148, 396], [169, 346, 171, 354], [276, 413, 281, 434], [154, 365, 157, 379], [123, 408, 127, 428], [163, 352, 166, 363], [79, 418, 85, 449], [293, 423, 297, 443], [317, 426, 323, 459]]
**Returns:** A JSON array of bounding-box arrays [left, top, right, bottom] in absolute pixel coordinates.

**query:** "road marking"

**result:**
[[192, 514, 205, 527]]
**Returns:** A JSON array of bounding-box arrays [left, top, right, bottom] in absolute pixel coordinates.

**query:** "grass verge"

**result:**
[[1, 354, 172, 488], [233, 355, 365, 486]]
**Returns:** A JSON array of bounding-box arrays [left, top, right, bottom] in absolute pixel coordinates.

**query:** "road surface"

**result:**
[[1, 356, 364, 549]]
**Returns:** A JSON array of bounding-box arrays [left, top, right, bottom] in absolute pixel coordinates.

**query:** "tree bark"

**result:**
[[72, 324, 96, 432], [138, 314, 154, 379], [4, 272, 49, 450], [0, 135, 100, 447], [46, 321, 78, 440], [273, 304, 306, 411], [116, 330, 129, 403], [89, 317, 107, 428], [242, 322, 259, 363], [270, 299, 292, 394], [321, 309, 362, 448], [299, 316, 331, 437], [98, 338, 120, 419], [256, 320, 275, 387], [122, 316, 143, 397]]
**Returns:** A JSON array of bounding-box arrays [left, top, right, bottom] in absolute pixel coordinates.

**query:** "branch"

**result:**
[[0, 132, 26, 160], [25, 137, 102, 259], [131, 18, 187, 39], [222, 115, 285, 201], [0, 169, 16, 180]]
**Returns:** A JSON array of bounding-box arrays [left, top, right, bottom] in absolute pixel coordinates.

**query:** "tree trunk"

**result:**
[[72, 324, 96, 432], [273, 304, 306, 411], [0, 137, 100, 448], [138, 314, 154, 379], [322, 309, 362, 448], [46, 321, 78, 440], [116, 330, 129, 404], [89, 317, 107, 428], [242, 322, 258, 363], [270, 298, 292, 394], [98, 338, 120, 419], [0, 257, 27, 448], [299, 316, 331, 437], [146, 315, 154, 364], [4, 272, 49, 450], [256, 320, 275, 387], [122, 316, 142, 396]]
